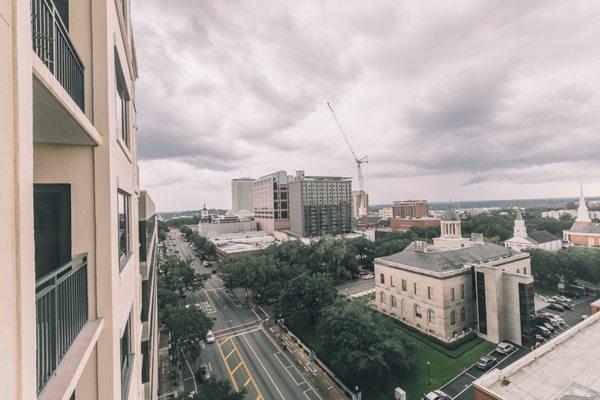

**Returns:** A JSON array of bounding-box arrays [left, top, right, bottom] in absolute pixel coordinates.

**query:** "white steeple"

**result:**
[[576, 182, 591, 223], [513, 208, 527, 238]]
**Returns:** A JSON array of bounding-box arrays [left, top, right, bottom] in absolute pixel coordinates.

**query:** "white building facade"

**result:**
[[2, 1, 156, 399], [231, 177, 255, 213], [504, 209, 562, 252]]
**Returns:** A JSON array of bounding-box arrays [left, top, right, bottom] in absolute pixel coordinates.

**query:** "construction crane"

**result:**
[[326, 102, 369, 221]]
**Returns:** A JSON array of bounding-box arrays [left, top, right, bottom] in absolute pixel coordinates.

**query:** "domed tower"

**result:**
[[440, 204, 462, 238]]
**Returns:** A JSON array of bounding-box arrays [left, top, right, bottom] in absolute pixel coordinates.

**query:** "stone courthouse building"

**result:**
[[375, 207, 536, 347]]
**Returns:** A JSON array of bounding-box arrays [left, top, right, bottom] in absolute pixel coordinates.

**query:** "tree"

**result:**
[[177, 380, 246, 400], [277, 273, 338, 324], [162, 305, 213, 367], [318, 300, 413, 385], [461, 213, 514, 241], [347, 237, 376, 269], [158, 256, 209, 308]]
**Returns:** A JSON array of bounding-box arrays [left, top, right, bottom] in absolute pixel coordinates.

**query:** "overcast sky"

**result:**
[[132, 1, 600, 211]]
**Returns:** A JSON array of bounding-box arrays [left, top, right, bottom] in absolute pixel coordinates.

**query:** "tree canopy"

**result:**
[[277, 272, 338, 324], [157, 255, 209, 308], [318, 300, 414, 385], [528, 247, 600, 287], [162, 304, 214, 366], [177, 380, 246, 400]]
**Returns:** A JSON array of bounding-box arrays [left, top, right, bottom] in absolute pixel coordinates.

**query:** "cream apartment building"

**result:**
[[375, 210, 536, 347], [2, 0, 157, 399]]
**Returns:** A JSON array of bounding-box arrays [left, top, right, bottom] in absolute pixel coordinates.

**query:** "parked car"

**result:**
[[547, 303, 565, 312], [557, 301, 572, 310], [422, 390, 451, 400], [495, 342, 515, 354], [363, 273, 374, 280], [537, 316, 560, 328], [206, 330, 215, 344], [581, 314, 589, 321], [476, 355, 497, 370], [536, 325, 551, 337], [535, 334, 545, 343], [541, 313, 564, 325], [197, 364, 211, 382], [543, 322, 555, 332]]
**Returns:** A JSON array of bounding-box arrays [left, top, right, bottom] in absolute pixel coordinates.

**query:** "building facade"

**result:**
[[253, 170, 289, 235], [375, 214, 535, 347], [390, 217, 441, 231], [378, 207, 393, 218], [288, 171, 353, 237], [231, 177, 255, 213], [2, 1, 156, 399], [392, 200, 429, 218], [563, 184, 600, 247], [504, 209, 562, 252], [352, 190, 369, 218]]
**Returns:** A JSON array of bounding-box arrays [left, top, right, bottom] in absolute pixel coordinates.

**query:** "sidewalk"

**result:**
[[263, 320, 351, 400]]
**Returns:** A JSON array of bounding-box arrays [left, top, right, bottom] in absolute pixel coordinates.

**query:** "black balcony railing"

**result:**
[[31, 0, 85, 110], [36, 254, 88, 394]]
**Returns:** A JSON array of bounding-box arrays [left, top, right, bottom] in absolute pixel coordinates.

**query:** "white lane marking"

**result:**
[[260, 328, 323, 399], [464, 372, 477, 379], [258, 306, 269, 319], [303, 388, 318, 400], [241, 334, 286, 400], [184, 354, 198, 392], [223, 327, 261, 339], [252, 308, 262, 322], [208, 363, 213, 371]]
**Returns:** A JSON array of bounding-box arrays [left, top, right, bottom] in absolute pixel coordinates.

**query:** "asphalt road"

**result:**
[[165, 229, 322, 400]]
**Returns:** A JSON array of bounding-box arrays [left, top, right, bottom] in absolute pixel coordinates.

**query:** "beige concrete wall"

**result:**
[[0, 0, 37, 399]]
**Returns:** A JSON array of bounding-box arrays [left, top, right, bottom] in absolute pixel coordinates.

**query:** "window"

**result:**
[[379, 291, 385, 304], [460, 284, 465, 299], [391, 295, 397, 308], [428, 287, 433, 300], [476, 272, 487, 334], [414, 304, 422, 318], [380, 273, 385, 284], [400, 299, 405, 315], [517, 269, 520, 274], [450, 310, 456, 325], [121, 313, 133, 398], [460, 307, 466, 322], [118, 190, 131, 266], [413, 282, 418, 295], [428, 309, 436, 324], [390, 276, 395, 287], [401, 279, 407, 291], [450, 287, 455, 301], [115, 51, 130, 148], [524, 267, 527, 275]]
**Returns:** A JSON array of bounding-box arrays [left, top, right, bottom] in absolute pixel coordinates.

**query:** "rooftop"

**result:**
[[473, 308, 600, 400], [527, 230, 560, 244], [568, 221, 600, 234], [377, 242, 520, 272]]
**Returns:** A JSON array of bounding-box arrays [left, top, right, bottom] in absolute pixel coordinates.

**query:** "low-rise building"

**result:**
[[390, 217, 441, 231], [375, 209, 535, 346], [392, 200, 429, 218], [472, 301, 600, 399], [504, 209, 562, 252], [378, 207, 393, 218], [563, 184, 600, 247], [288, 171, 352, 237]]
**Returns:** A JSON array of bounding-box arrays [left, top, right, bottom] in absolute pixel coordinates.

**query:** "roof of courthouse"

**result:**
[[473, 306, 600, 400], [378, 242, 519, 272], [527, 230, 560, 244]]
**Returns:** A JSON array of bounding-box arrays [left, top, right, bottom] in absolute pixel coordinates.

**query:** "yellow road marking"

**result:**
[[215, 335, 263, 400], [203, 290, 218, 314], [225, 348, 236, 359]]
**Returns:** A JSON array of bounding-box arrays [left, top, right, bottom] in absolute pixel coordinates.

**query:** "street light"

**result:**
[[427, 361, 431, 389]]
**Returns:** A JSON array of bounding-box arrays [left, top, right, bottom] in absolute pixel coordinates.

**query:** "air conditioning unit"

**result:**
[[394, 388, 406, 400]]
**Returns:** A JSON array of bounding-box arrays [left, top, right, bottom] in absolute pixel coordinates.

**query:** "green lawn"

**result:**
[[355, 292, 376, 303], [292, 318, 494, 400]]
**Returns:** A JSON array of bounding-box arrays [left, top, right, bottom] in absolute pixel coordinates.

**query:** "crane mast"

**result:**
[[326, 102, 368, 219]]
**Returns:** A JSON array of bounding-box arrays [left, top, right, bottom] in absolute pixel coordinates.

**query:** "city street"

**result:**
[[164, 229, 323, 400]]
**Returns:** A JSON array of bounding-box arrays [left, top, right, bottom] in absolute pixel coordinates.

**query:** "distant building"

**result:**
[[352, 190, 369, 218], [472, 301, 600, 399], [375, 208, 535, 346], [198, 216, 258, 238], [392, 200, 429, 218], [504, 209, 561, 252], [200, 203, 209, 221], [378, 207, 393, 218], [390, 217, 441, 231], [211, 231, 275, 259], [543, 209, 600, 220], [563, 184, 600, 247], [231, 177, 255, 213], [288, 171, 352, 237], [254, 171, 289, 235]]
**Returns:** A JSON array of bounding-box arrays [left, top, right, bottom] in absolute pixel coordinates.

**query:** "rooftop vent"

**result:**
[[414, 241, 427, 252]]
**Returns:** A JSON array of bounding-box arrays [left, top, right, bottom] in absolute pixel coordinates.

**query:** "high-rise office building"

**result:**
[[2, 1, 157, 399], [392, 200, 429, 218], [288, 171, 353, 237], [231, 177, 255, 213], [254, 171, 289, 235]]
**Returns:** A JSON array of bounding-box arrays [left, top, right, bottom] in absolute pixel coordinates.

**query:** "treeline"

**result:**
[[528, 247, 600, 288], [180, 224, 217, 259], [461, 211, 574, 242]]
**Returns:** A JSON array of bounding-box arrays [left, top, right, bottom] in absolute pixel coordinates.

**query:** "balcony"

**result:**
[[36, 254, 88, 394], [31, 0, 101, 146], [31, 0, 83, 110]]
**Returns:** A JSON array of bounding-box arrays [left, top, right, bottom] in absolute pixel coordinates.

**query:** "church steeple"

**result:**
[[576, 182, 591, 223], [513, 208, 527, 238]]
